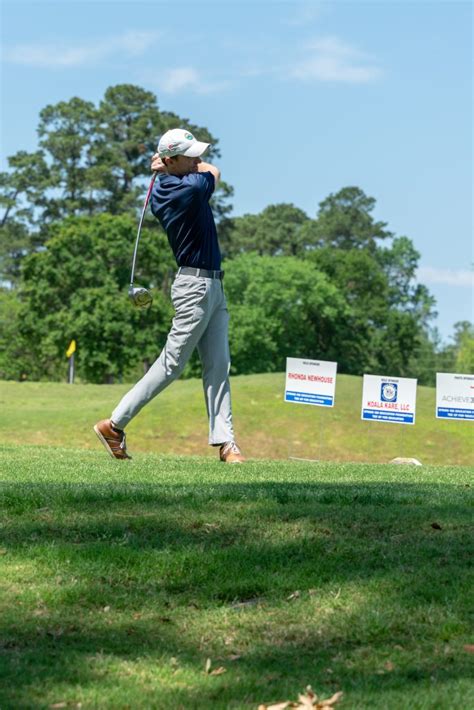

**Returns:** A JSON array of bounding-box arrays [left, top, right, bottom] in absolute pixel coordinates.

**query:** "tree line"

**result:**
[[0, 84, 471, 384]]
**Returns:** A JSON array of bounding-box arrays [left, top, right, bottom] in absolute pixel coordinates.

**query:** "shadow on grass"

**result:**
[[2, 616, 473, 709], [1, 480, 473, 708]]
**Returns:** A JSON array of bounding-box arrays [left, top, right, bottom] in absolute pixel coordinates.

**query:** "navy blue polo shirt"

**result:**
[[150, 171, 221, 271]]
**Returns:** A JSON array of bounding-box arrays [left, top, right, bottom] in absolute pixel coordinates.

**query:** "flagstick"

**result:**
[[68, 353, 75, 384]]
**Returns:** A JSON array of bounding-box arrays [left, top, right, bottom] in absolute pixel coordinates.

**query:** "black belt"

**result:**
[[178, 266, 224, 280]]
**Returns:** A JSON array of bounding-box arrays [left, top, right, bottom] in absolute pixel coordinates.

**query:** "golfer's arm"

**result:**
[[198, 162, 220, 186]]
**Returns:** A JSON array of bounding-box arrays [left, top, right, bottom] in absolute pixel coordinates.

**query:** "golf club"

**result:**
[[128, 171, 158, 308]]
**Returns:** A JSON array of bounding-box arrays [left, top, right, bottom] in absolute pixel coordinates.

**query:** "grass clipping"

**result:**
[[258, 686, 343, 709]]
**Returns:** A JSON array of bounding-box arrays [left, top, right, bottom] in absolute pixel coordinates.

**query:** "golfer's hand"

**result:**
[[151, 153, 166, 173]]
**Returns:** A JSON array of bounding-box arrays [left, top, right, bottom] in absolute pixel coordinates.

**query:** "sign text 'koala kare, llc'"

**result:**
[[361, 374, 417, 425], [284, 358, 337, 407]]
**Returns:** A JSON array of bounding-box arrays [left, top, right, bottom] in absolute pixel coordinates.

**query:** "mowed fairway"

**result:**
[[0, 373, 473, 464], [1, 445, 473, 709]]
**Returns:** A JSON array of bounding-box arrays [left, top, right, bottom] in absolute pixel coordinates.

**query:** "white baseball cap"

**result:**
[[157, 128, 210, 158]]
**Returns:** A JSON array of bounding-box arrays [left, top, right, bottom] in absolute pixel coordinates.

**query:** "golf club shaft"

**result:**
[[130, 172, 158, 287]]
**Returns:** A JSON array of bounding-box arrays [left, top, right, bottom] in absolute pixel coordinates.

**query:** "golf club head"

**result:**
[[128, 285, 153, 309]]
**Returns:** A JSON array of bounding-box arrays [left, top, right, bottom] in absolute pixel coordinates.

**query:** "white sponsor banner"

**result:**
[[436, 373, 474, 421], [361, 374, 417, 425], [284, 357, 337, 407]]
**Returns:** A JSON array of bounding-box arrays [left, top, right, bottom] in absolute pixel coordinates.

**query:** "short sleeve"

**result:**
[[184, 171, 215, 201]]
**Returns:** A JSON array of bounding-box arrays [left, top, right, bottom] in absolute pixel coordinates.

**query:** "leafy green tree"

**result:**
[[302, 188, 437, 375], [368, 310, 427, 375], [36, 97, 98, 221], [306, 186, 393, 252], [436, 321, 474, 374], [307, 242, 436, 376], [405, 322, 474, 385], [221, 187, 393, 258], [404, 327, 439, 386], [221, 203, 311, 257], [0, 150, 51, 230], [306, 246, 389, 373], [378, 236, 436, 329], [223, 253, 349, 374], [0, 151, 51, 284], [0, 288, 34, 379], [456, 333, 474, 373], [0, 221, 31, 286], [16, 213, 175, 383]]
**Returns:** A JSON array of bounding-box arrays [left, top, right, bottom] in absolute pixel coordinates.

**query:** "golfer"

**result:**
[[94, 128, 244, 463]]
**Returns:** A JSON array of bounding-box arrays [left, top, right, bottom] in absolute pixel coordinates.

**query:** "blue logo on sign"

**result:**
[[381, 382, 398, 402]]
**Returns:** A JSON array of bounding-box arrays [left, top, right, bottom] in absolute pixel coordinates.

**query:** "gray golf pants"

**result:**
[[111, 272, 234, 445]]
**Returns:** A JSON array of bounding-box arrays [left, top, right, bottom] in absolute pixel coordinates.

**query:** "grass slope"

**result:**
[[0, 446, 473, 709], [1, 373, 473, 464]]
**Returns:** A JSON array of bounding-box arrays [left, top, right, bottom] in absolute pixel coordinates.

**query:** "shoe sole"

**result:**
[[93, 425, 131, 460]]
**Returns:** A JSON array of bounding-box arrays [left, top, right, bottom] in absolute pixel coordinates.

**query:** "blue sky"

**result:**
[[1, 0, 472, 342]]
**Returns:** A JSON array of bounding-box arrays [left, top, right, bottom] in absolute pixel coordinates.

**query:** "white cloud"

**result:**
[[154, 67, 230, 95], [3, 31, 161, 68], [290, 35, 382, 83], [160, 67, 202, 93], [417, 266, 474, 288], [284, 1, 326, 27]]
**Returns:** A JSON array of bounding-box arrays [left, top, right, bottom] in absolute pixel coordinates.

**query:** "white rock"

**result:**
[[389, 457, 422, 466]]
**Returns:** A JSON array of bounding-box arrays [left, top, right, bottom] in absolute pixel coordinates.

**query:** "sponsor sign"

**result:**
[[361, 374, 417, 425], [436, 373, 474, 421], [284, 357, 337, 407]]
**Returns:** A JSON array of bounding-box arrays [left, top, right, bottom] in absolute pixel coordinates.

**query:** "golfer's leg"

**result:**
[[112, 277, 210, 428], [197, 284, 234, 445]]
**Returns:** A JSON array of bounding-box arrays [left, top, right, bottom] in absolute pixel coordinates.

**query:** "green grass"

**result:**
[[1, 445, 473, 708], [1, 373, 473, 464]]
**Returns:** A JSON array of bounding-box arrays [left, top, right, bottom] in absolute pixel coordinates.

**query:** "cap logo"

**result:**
[[185, 132, 193, 140]]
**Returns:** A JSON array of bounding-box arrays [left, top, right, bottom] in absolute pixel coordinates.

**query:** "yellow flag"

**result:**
[[66, 339, 76, 358]]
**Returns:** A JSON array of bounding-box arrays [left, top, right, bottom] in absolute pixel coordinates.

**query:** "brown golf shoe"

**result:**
[[93, 419, 131, 460], [219, 441, 245, 464]]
